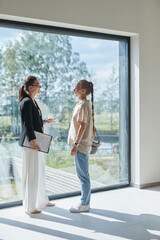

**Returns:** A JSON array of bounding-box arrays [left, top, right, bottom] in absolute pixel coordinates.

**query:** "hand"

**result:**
[[71, 145, 78, 156], [44, 118, 56, 123], [30, 140, 41, 151]]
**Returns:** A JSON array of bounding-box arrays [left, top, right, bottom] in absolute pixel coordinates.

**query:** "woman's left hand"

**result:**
[[71, 145, 78, 156], [44, 118, 56, 123]]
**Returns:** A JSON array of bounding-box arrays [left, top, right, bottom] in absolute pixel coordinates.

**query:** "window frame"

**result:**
[[0, 19, 130, 209]]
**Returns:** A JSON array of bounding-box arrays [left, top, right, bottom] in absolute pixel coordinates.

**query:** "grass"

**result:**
[[0, 112, 120, 188], [45, 140, 119, 181], [94, 112, 119, 133], [46, 149, 75, 169], [0, 112, 119, 137]]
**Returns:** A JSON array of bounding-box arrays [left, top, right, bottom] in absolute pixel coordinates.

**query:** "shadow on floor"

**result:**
[[1, 206, 160, 240]]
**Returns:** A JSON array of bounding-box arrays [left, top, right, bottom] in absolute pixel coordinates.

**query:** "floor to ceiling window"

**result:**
[[0, 20, 130, 206]]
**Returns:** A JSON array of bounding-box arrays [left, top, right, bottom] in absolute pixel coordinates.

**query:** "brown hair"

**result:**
[[18, 75, 37, 102], [78, 79, 95, 136]]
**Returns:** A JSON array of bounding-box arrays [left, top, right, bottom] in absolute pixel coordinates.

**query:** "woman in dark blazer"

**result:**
[[18, 76, 55, 214]]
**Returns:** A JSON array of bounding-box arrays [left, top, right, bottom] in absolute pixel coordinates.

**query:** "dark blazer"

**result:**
[[19, 95, 43, 146]]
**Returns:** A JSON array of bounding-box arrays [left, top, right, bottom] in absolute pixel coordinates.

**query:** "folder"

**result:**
[[23, 131, 52, 153]]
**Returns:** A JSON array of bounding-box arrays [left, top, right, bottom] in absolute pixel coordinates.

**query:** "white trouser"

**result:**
[[22, 148, 49, 213]]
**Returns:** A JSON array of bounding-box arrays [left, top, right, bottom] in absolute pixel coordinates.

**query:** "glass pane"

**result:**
[[0, 26, 129, 204]]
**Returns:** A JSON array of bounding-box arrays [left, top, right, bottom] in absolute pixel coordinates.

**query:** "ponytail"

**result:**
[[18, 85, 28, 102], [90, 82, 95, 138], [18, 76, 37, 102], [77, 79, 95, 136]]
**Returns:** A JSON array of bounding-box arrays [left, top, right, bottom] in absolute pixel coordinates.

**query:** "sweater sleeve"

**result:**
[[22, 100, 36, 141]]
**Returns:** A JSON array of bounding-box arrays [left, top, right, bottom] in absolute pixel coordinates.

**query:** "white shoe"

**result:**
[[69, 203, 90, 213]]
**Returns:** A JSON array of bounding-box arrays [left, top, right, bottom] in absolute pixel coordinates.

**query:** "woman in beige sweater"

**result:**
[[68, 79, 94, 213]]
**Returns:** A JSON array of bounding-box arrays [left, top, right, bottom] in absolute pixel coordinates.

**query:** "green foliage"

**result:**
[[0, 110, 119, 139], [0, 31, 93, 135], [96, 66, 119, 130], [95, 112, 119, 134], [0, 31, 120, 137], [0, 116, 12, 136], [46, 149, 75, 169], [45, 141, 119, 183], [47, 111, 119, 136]]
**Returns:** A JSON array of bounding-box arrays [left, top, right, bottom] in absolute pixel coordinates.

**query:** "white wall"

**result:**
[[1, 0, 160, 187]]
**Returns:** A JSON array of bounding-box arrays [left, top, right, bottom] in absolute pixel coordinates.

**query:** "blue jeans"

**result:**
[[75, 150, 91, 205]]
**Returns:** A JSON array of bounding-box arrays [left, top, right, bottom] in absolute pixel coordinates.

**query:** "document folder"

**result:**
[[23, 131, 52, 153]]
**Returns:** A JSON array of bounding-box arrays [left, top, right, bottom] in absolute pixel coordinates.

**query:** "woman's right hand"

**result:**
[[30, 139, 41, 151]]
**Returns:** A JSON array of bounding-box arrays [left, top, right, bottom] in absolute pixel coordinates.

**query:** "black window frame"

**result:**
[[0, 19, 130, 209]]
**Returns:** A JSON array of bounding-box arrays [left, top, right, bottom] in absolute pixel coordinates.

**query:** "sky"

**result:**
[[0, 26, 119, 96]]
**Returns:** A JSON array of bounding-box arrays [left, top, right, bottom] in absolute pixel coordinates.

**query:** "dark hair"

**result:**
[[78, 79, 94, 133], [18, 76, 37, 102]]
